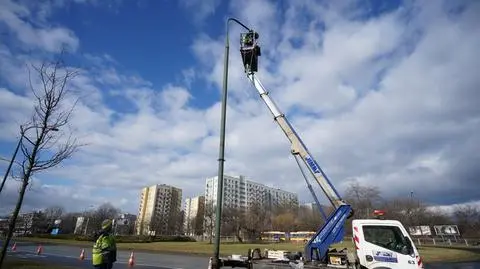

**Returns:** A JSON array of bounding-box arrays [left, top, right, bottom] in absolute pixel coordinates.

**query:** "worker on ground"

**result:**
[[92, 219, 117, 269]]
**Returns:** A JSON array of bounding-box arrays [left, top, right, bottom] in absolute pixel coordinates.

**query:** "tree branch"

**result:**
[[0, 52, 85, 268], [0, 156, 23, 168]]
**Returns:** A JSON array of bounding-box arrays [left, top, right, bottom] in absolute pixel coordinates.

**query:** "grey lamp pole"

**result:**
[[0, 134, 22, 194], [0, 125, 59, 194], [212, 17, 252, 269]]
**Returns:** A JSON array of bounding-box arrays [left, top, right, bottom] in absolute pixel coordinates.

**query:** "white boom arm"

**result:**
[[246, 73, 345, 208]]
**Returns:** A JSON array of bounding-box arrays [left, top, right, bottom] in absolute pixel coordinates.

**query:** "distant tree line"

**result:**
[[342, 182, 480, 238], [53, 203, 122, 235], [0, 203, 122, 237], [2, 183, 478, 242], [201, 182, 480, 242]]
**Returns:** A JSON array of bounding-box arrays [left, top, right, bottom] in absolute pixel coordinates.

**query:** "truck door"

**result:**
[[354, 222, 423, 269]]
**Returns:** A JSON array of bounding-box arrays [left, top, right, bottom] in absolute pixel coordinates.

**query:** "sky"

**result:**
[[0, 0, 479, 215]]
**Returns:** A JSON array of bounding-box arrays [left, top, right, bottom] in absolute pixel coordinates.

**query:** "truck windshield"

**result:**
[[363, 225, 413, 255]]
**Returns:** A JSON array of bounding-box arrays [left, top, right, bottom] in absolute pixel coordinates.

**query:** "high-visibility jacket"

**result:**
[[92, 232, 117, 265]]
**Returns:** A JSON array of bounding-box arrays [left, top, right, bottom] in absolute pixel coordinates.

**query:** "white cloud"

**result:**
[[190, 0, 480, 205], [0, 0, 79, 53], [160, 85, 192, 110], [178, 0, 221, 24], [0, 0, 479, 216], [0, 88, 33, 141]]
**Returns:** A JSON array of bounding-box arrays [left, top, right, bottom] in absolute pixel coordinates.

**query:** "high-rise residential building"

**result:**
[[184, 196, 205, 236], [135, 184, 182, 236], [204, 174, 298, 211]]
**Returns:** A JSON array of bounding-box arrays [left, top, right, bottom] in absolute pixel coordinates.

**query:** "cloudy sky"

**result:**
[[0, 0, 479, 215]]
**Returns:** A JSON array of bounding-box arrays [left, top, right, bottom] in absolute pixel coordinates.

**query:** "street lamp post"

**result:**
[[0, 125, 59, 194], [0, 133, 23, 194], [212, 17, 253, 269]]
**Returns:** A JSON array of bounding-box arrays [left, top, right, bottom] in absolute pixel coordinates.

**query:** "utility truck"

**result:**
[[211, 30, 424, 269]]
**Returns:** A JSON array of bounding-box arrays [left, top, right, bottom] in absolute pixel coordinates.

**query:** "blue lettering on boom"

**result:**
[[306, 156, 321, 174]]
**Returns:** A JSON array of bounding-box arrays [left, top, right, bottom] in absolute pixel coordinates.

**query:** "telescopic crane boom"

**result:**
[[239, 31, 353, 263]]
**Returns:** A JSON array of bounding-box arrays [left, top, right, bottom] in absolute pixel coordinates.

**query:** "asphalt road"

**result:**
[[4, 241, 480, 269], [5, 241, 210, 269]]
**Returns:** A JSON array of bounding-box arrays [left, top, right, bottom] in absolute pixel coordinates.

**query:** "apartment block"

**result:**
[[184, 196, 205, 236], [135, 184, 182, 236], [204, 174, 298, 211]]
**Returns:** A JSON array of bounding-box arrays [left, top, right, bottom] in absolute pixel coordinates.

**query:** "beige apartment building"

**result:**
[[135, 184, 182, 236], [184, 196, 205, 236]]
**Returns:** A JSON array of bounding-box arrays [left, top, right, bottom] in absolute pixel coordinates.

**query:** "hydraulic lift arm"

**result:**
[[239, 31, 353, 263]]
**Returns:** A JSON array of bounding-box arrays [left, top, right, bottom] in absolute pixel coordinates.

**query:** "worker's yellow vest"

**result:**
[[92, 233, 116, 265]]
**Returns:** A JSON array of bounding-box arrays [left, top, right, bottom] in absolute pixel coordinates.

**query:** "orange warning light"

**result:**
[[373, 210, 386, 219]]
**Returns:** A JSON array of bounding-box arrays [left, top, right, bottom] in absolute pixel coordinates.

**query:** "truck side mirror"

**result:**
[[404, 236, 414, 255]]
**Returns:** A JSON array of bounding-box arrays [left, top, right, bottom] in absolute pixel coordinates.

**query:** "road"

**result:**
[[4, 241, 480, 269], [426, 262, 480, 269], [5, 241, 210, 269]]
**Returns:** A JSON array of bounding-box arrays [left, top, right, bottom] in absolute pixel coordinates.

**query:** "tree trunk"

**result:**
[[0, 178, 29, 268], [209, 223, 213, 244], [236, 226, 243, 243]]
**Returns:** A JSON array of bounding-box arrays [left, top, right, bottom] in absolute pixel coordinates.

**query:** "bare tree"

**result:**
[[272, 212, 297, 232], [204, 200, 215, 243], [242, 202, 267, 242], [453, 205, 480, 237], [135, 219, 153, 236], [344, 181, 382, 219], [422, 208, 451, 227], [138, 215, 165, 237], [176, 209, 185, 235], [380, 197, 428, 228], [221, 205, 244, 241], [185, 217, 194, 236], [89, 203, 120, 233], [0, 55, 81, 268], [44, 206, 64, 224], [30, 206, 65, 233], [297, 204, 324, 231], [59, 212, 79, 234], [193, 210, 205, 236], [150, 217, 163, 236]]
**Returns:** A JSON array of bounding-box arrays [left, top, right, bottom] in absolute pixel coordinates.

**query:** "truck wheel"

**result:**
[[252, 248, 262, 259]]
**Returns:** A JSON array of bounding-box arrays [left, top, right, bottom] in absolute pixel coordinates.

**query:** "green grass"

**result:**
[[120, 241, 340, 255], [417, 246, 480, 263], [15, 237, 92, 246], [4, 258, 79, 269], [15, 237, 480, 263]]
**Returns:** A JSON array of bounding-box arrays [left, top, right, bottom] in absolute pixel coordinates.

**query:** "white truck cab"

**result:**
[[352, 218, 424, 269]]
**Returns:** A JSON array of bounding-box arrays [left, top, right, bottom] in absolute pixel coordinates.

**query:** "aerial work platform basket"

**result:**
[[240, 31, 261, 73]]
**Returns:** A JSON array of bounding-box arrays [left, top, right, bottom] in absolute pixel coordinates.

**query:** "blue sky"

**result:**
[[0, 0, 479, 215], [57, 1, 204, 104]]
